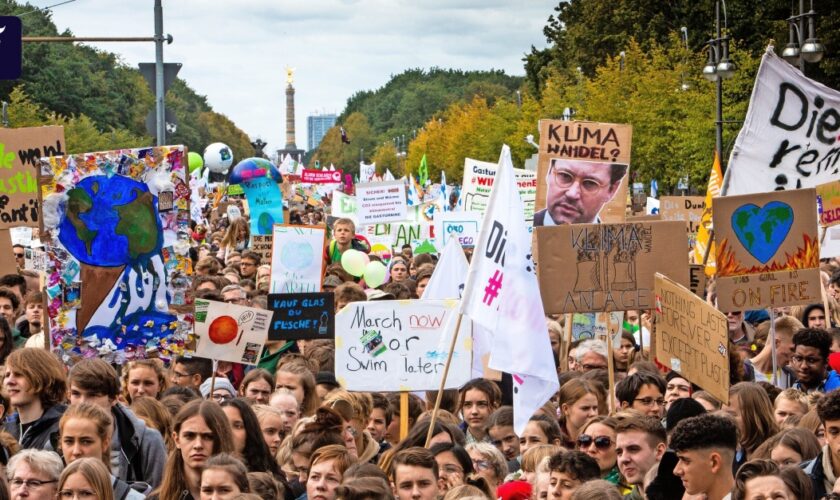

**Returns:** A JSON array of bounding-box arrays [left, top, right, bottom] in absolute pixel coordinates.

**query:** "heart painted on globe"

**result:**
[[730, 201, 794, 264]]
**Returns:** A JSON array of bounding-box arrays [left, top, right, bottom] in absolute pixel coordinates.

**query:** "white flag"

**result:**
[[384, 168, 396, 181], [461, 145, 558, 433]]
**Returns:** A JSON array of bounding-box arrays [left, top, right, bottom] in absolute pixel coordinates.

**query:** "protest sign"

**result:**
[[654, 273, 729, 403], [301, 169, 343, 184], [0, 126, 65, 229], [535, 221, 689, 314], [331, 190, 357, 220], [230, 158, 286, 235], [9, 226, 33, 247], [460, 158, 537, 226], [355, 180, 408, 225], [822, 225, 840, 259], [363, 221, 434, 251], [269, 224, 325, 293], [359, 162, 376, 183], [713, 188, 821, 312], [250, 234, 273, 264], [817, 180, 840, 227], [660, 196, 705, 250], [268, 292, 334, 341], [194, 299, 271, 365], [689, 264, 707, 298], [40, 145, 192, 361], [335, 299, 471, 392], [434, 211, 482, 249], [570, 312, 623, 341], [0, 230, 15, 277], [535, 120, 632, 226], [725, 50, 840, 194]]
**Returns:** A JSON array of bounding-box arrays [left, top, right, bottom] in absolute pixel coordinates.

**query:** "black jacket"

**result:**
[[4, 403, 66, 451], [802, 449, 828, 500]]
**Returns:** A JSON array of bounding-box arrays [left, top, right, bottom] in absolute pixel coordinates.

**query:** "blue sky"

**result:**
[[46, 0, 557, 155]]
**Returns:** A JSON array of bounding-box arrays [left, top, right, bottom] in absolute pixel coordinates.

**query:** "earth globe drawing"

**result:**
[[257, 212, 276, 235], [731, 201, 793, 264], [281, 241, 314, 271], [60, 175, 163, 266]]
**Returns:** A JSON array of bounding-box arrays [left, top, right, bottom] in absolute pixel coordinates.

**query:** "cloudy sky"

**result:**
[[45, 0, 557, 155]]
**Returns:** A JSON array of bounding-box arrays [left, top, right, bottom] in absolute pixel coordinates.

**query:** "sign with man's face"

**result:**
[[535, 120, 632, 226]]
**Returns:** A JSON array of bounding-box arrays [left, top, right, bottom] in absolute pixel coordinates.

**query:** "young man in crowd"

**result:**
[[325, 218, 370, 265], [391, 447, 440, 500], [804, 388, 840, 498], [791, 327, 833, 393], [170, 354, 213, 393], [671, 413, 737, 500], [0, 287, 20, 342], [238, 250, 260, 279], [615, 415, 668, 499], [546, 450, 600, 499], [746, 315, 803, 387], [616, 372, 667, 418], [67, 358, 167, 491], [3, 348, 67, 451]]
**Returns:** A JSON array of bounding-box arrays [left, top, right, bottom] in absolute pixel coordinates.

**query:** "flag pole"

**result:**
[[424, 312, 465, 447], [768, 308, 777, 386], [560, 314, 572, 372]]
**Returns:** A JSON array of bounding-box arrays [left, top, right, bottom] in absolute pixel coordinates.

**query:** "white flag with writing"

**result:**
[[461, 145, 558, 433]]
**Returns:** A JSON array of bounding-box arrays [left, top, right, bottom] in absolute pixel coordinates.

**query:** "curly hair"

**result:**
[[792, 327, 833, 361], [547, 450, 600, 482], [817, 389, 840, 423], [670, 414, 737, 453]]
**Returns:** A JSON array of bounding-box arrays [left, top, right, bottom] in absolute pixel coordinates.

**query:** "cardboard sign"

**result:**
[[713, 188, 821, 312], [460, 158, 537, 226], [535, 120, 632, 226], [269, 224, 325, 294], [535, 221, 689, 314], [334, 299, 471, 391], [0, 230, 16, 276], [725, 51, 840, 194], [660, 196, 705, 250], [268, 292, 334, 341], [434, 211, 482, 249], [250, 234, 273, 264], [355, 180, 408, 225], [654, 273, 729, 404], [571, 312, 623, 341], [0, 126, 65, 229], [301, 169, 343, 184], [817, 180, 840, 227], [823, 225, 840, 259], [194, 299, 271, 365], [689, 264, 707, 298]]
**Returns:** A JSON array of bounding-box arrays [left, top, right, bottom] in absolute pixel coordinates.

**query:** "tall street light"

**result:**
[[780, 0, 825, 72], [702, 0, 736, 171]]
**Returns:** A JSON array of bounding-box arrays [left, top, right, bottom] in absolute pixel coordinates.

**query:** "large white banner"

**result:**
[[725, 48, 840, 195], [461, 158, 536, 226], [334, 300, 471, 391], [269, 225, 326, 294], [356, 180, 408, 225]]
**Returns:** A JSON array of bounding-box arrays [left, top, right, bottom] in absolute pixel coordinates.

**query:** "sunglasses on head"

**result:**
[[577, 434, 613, 450]]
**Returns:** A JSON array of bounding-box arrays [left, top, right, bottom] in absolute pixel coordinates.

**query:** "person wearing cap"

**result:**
[[316, 371, 341, 401], [366, 289, 395, 301], [665, 398, 707, 435], [200, 377, 237, 403], [323, 274, 343, 292]]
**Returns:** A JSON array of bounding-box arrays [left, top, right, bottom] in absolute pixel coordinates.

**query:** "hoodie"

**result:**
[[4, 403, 66, 451], [111, 404, 167, 492]]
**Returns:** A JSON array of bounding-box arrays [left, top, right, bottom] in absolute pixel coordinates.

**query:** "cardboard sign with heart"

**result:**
[[713, 188, 820, 312]]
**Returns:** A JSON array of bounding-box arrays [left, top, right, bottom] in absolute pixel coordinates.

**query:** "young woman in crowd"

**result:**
[[725, 382, 780, 467], [199, 453, 252, 499], [556, 379, 606, 449], [388, 258, 409, 283], [731, 459, 813, 500], [799, 409, 826, 446], [253, 404, 293, 458], [752, 427, 821, 467], [520, 414, 563, 456], [238, 368, 274, 405], [59, 403, 145, 498], [57, 457, 115, 500], [612, 331, 637, 375], [121, 359, 167, 404], [773, 388, 809, 426], [217, 218, 250, 261], [130, 396, 175, 450], [286, 408, 347, 494], [576, 415, 631, 494], [457, 379, 501, 444], [306, 444, 357, 500], [220, 398, 284, 479], [152, 400, 235, 500], [275, 358, 320, 416]]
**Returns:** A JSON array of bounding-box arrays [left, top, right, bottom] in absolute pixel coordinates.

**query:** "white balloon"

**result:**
[[203, 142, 234, 173]]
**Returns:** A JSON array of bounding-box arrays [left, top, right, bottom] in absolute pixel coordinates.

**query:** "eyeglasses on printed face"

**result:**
[[549, 166, 608, 194], [577, 434, 613, 450]]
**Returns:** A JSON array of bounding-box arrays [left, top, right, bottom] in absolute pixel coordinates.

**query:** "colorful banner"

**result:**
[[713, 188, 821, 312], [269, 224, 326, 294], [241, 176, 285, 235], [0, 126, 65, 229], [194, 299, 271, 365], [693, 152, 723, 275], [268, 292, 334, 341], [817, 180, 840, 227], [334, 299, 471, 391], [725, 49, 840, 194], [355, 180, 408, 225], [460, 158, 536, 226], [301, 169, 343, 184], [40, 145, 192, 362]]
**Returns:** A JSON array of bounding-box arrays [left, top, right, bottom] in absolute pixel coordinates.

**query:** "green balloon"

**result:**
[[188, 151, 204, 173]]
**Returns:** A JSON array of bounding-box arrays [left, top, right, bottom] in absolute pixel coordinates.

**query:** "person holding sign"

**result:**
[[534, 160, 626, 226]]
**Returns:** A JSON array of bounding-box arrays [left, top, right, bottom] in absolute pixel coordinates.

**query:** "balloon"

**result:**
[[203, 142, 234, 174], [363, 261, 387, 288], [341, 249, 367, 277], [187, 151, 204, 173]]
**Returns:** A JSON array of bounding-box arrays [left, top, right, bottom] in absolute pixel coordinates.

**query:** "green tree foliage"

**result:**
[[310, 112, 376, 177], [0, 0, 253, 159]]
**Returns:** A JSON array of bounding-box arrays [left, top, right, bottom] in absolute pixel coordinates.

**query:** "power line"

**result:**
[[17, 0, 78, 17]]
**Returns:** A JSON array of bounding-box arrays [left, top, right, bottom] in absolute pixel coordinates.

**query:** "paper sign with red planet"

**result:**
[[194, 299, 272, 365]]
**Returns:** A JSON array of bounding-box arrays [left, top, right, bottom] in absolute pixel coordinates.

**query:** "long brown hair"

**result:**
[[275, 360, 318, 416], [221, 218, 249, 249], [153, 400, 235, 499], [6, 348, 66, 407], [730, 382, 779, 456]]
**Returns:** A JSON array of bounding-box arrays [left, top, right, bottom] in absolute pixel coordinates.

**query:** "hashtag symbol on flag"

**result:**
[[482, 270, 503, 305]]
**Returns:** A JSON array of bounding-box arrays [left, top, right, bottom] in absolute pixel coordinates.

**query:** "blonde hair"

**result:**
[[59, 403, 113, 466], [521, 444, 563, 473], [121, 359, 168, 404], [775, 388, 809, 414], [58, 458, 114, 500], [323, 390, 373, 423]]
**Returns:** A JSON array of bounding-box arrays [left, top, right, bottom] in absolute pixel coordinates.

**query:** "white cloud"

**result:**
[[45, 0, 555, 157]]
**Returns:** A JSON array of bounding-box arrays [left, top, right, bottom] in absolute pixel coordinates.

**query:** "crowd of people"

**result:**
[[3, 195, 840, 500]]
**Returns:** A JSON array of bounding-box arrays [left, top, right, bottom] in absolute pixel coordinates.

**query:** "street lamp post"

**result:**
[[702, 0, 736, 171], [781, 0, 825, 72]]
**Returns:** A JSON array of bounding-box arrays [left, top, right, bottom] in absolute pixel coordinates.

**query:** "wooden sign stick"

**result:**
[[424, 312, 464, 447], [605, 314, 616, 415]]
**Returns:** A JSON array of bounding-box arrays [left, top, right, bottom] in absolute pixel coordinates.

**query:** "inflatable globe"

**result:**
[[204, 142, 234, 173]]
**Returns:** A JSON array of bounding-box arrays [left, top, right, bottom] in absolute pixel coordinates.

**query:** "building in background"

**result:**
[[307, 113, 337, 151]]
